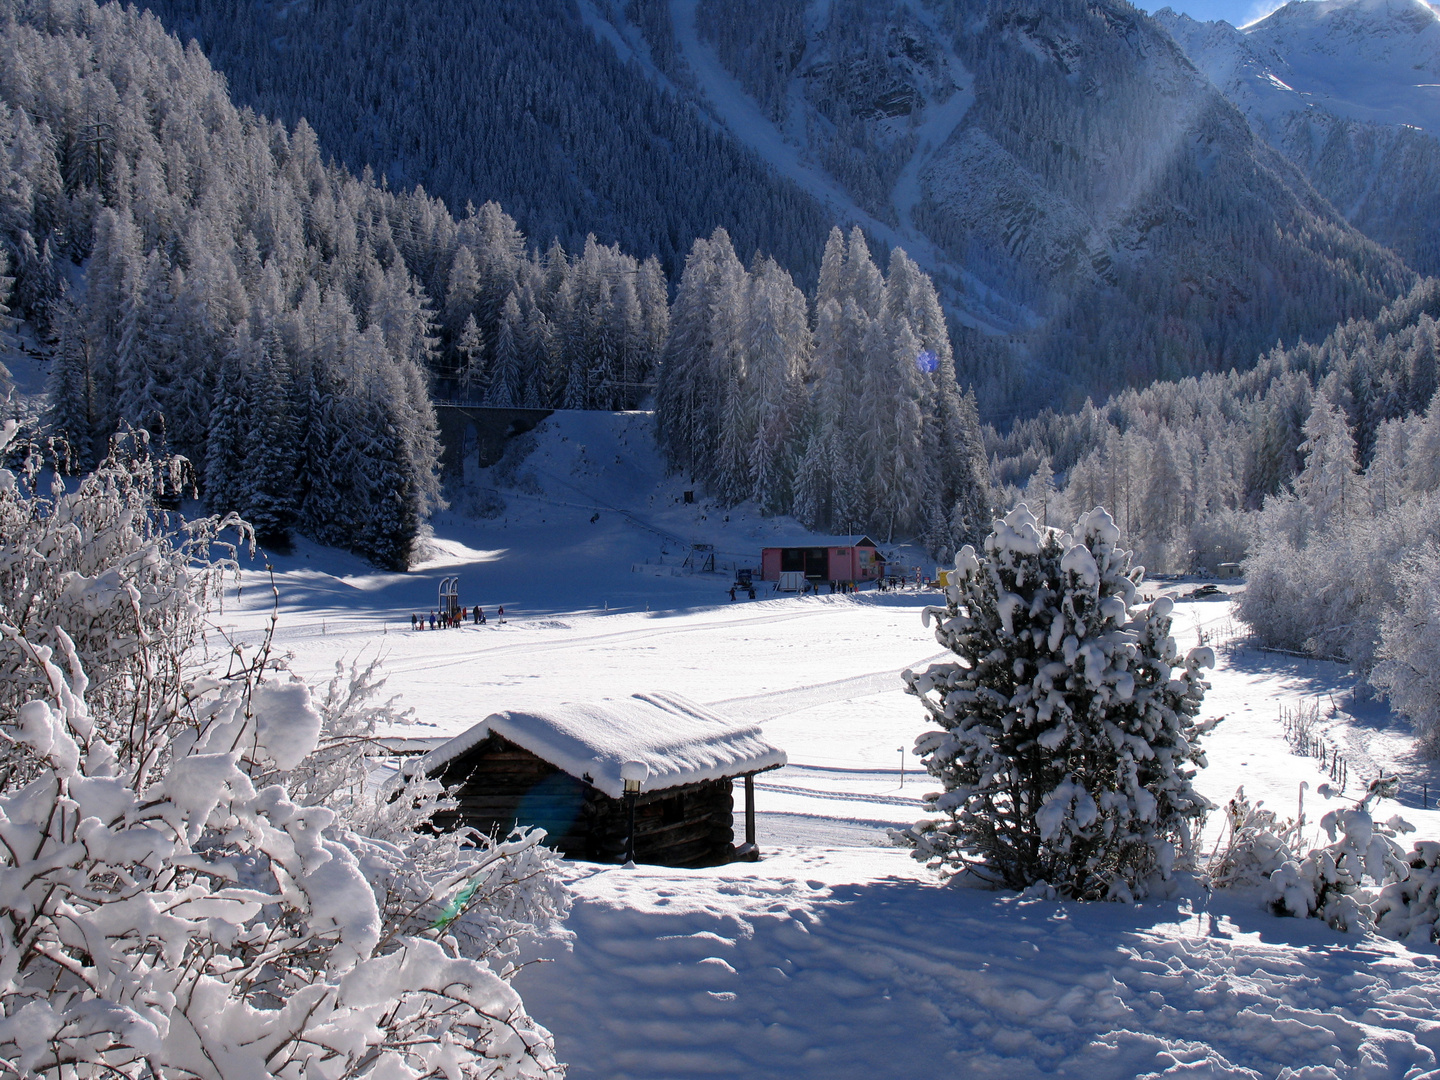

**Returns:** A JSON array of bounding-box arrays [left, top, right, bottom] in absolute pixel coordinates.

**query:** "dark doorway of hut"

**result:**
[[779, 547, 829, 580]]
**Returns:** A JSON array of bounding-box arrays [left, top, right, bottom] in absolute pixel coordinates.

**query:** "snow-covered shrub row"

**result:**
[[1209, 783, 1440, 945], [1236, 394, 1440, 749], [0, 422, 568, 1077], [897, 504, 1216, 900]]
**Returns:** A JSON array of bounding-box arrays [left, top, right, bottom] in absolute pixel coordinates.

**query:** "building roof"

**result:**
[[420, 692, 787, 799], [760, 534, 879, 550]]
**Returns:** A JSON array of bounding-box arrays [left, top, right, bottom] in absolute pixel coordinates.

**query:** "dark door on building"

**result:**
[[780, 547, 829, 579]]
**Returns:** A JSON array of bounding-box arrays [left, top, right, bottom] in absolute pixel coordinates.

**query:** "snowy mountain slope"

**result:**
[[128, 0, 1413, 412], [1246, 0, 1440, 131], [622, 0, 1411, 404], [665, 0, 1024, 337], [1158, 0, 1440, 273], [215, 408, 1440, 1079]]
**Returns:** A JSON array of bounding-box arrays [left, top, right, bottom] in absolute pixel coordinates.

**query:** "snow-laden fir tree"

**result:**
[[899, 504, 1217, 900], [486, 292, 523, 407], [42, 296, 97, 469]]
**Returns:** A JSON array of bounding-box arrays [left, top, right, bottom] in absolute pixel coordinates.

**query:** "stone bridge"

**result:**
[[432, 404, 554, 478]]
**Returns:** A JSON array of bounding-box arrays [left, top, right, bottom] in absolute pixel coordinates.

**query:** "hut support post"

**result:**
[[624, 790, 637, 864], [741, 773, 757, 860]]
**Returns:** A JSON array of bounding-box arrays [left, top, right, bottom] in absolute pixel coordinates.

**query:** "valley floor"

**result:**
[[223, 411, 1440, 1078]]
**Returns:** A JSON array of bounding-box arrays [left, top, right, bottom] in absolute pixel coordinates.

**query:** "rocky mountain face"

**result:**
[[1157, 0, 1440, 274], [635, 0, 1409, 408]]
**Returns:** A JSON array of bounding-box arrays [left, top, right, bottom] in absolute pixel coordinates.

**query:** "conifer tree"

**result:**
[[1294, 396, 1364, 532], [0, 250, 13, 390], [486, 292, 523, 407], [901, 506, 1215, 899], [456, 314, 486, 401], [203, 333, 250, 517], [240, 326, 300, 546], [43, 296, 97, 468]]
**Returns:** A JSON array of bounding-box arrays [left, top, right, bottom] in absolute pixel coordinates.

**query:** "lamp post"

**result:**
[[620, 761, 649, 866]]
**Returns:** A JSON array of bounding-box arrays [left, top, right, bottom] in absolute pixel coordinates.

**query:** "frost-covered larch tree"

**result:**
[[1294, 396, 1365, 533], [899, 504, 1216, 900]]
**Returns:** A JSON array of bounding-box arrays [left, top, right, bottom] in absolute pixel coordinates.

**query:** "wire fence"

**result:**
[[1279, 699, 1351, 792], [1203, 619, 1434, 810]]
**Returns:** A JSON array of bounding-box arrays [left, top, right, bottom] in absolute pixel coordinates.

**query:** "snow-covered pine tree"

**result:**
[[112, 250, 176, 442], [1024, 457, 1055, 529], [456, 313, 486, 401], [240, 326, 300, 546], [655, 234, 717, 473], [43, 296, 97, 469], [791, 430, 830, 531], [636, 254, 670, 392], [203, 331, 250, 517], [445, 244, 481, 343], [900, 505, 1216, 899], [1372, 543, 1440, 754], [946, 388, 992, 550], [876, 316, 928, 543], [486, 292, 523, 408], [745, 257, 810, 514], [520, 305, 554, 408]]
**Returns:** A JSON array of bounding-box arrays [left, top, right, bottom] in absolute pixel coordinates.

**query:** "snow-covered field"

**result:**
[[227, 411, 1440, 1078]]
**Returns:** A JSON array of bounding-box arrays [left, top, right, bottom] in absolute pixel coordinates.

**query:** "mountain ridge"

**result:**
[[1156, 0, 1440, 274]]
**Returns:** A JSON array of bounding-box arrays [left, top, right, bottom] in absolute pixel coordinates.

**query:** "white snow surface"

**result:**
[[421, 692, 786, 799], [223, 410, 1440, 1078]]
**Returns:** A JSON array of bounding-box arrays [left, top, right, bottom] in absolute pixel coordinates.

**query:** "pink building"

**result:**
[[760, 535, 883, 585]]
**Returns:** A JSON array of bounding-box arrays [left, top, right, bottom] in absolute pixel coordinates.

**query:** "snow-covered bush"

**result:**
[[1212, 778, 1440, 945], [0, 422, 245, 741], [1205, 787, 1306, 890], [0, 423, 568, 1076], [1373, 841, 1440, 945], [1371, 542, 1440, 754], [1264, 787, 1413, 934], [0, 629, 565, 1078], [898, 504, 1216, 900]]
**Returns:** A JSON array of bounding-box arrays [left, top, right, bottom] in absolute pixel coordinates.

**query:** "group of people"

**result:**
[[411, 605, 504, 630]]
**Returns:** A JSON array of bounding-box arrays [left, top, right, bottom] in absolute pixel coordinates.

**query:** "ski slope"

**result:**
[[225, 409, 1440, 1079]]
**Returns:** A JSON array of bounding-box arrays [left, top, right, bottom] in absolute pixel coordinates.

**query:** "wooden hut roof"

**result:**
[[419, 692, 786, 799]]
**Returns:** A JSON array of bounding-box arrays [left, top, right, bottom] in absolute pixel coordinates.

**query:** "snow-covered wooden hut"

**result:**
[[421, 692, 787, 867], [760, 535, 883, 586]]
